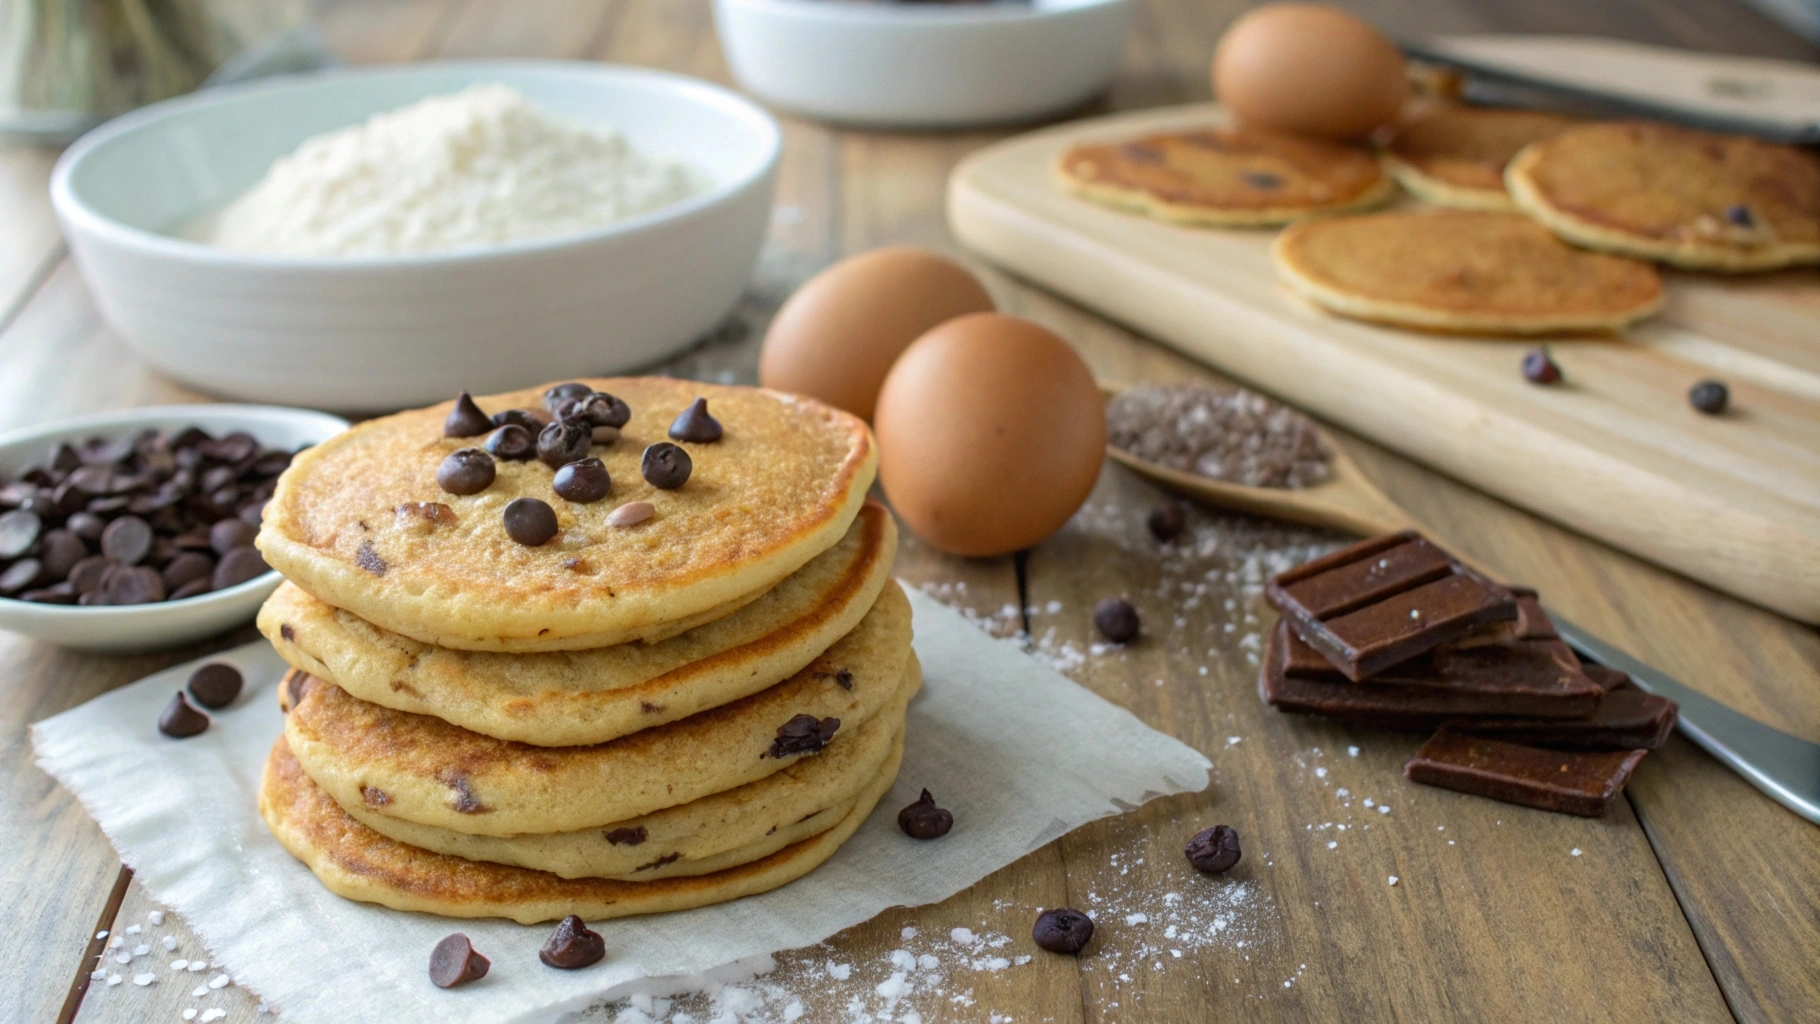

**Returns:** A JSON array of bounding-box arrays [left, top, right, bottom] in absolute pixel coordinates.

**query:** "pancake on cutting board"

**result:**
[[1379, 104, 1578, 211]]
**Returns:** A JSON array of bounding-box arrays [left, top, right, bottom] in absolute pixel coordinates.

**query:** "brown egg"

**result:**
[[875, 314, 1105, 557], [760, 247, 995, 422], [1213, 4, 1408, 141]]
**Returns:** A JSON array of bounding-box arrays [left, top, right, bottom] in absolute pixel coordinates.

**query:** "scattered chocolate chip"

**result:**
[[1242, 171, 1283, 189], [212, 547, 270, 590], [157, 692, 209, 738], [766, 714, 840, 758], [897, 789, 954, 840], [1093, 597, 1139, 644], [106, 566, 166, 604], [1689, 380, 1729, 415], [668, 397, 723, 443], [553, 458, 611, 503], [0, 509, 40, 559], [444, 392, 493, 438], [209, 518, 257, 555], [640, 443, 692, 490], [577, 392, 631, 429], [0, 559, 41, 594], [429, 933, 490, 989], [491, 409, 543, 432], [1522, 348, 1562, 385], [187, 663, 243, 709], [1725, 204, 1754, 228], [1147, 504, 1186, 542], [543, 382, 595, 414], [1185, 824, 1242, 874], [604, 826, 648, 846], [605, 500, 654, 528], [483, 424, 535, 462], [539, 915, 606, 970], [437, 448, 497, 495], [503, 498, 559, 546], [101, 515, 154, 565], [538, 419, 593, 470], [1032, 908, 1094, 954], [356, 540, 388, 577]]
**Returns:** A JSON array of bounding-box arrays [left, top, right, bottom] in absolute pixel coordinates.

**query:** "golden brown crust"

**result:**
[[1273, 209, 1664, 334], [1379, 105, 1577, 211], [1506, 121, 1820, 271], [257, 378, 877, 652], [1056, 127, 1395, 227]]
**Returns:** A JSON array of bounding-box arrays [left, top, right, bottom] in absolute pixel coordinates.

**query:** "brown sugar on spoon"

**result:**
[[1107, 383, 1333, 490]]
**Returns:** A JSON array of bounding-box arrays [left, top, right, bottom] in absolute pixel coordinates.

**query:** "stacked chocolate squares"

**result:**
[[1261, 531, 1677, 816]]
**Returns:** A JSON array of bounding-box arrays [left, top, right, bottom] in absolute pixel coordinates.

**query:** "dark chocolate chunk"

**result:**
[[1032, 908, 1094, 954], [640, 443, 692, 490], [668, 398, 723, 443], [0, 508, 40, 559], [437, 448, 497, 495], [106, 566, 166, 605], [212, 547, 270, 590], [1689, 380, 1729, 415], [1522, 348, 1562, 385], [187, 663, 244, 709], [1146, 503, 1186, 542], [897, 789, 954, 839], [1093, 597, 1140, 644], [765, 714, 840, 758], [1443, 679, 1677, 751], [503, 498, 559, 546], [157, 692, 209, 738], [1404, 729, 1646, 816], [356, 540, 388, 577], [209, 518, 258, 554], [491, 409, 543, 432], [543, 382, 595, 414], [483, 424, 536, 462], [539, 915, 606, 970], [101, 515, 154, 566], [429, 933, 490, 989], [538, 419, 593, 469], [553, 458, 611, 503], [603, 826, 648, 846], [1184, 824, 1241, 874]]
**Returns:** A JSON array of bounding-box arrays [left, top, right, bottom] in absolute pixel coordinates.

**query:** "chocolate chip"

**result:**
[[38, 529, 88, 582], [576, 392, 631, 429], [69, 555, 113, 594], [362, 786, 390, 807], [1725, 204, 1754, 227], [543, 382, 595, 414], [553, 458, 611, 503], [106, 566, 165, 604], [605, 501, 654, 528], [491, 409, 543, 432], [483, 424, 535, 462], [443, 392, 493, 438], [640, 443, 692, 490], [187, 663, 243, 709], [21, 584, 76, 604], [1522, 348, 1562, 385], [897, 789, 954, 840], [501, 497, 559, 546], [212, 547, 269, 589], [0, 559, 41, 594], [429, 933, 490, 989], [169, 578, 212, 601], [1147, 504, 1185, 542], [100, 515, 154, 565], [0, 509, 41, 559], [539, 915, 606, 970], [66, 511, 105, 542], [636, 852, 682, 872], [1093, 598, 1139, 643], [209, 518, 258, 554], [161, 552, 214, 591], [604, 826, 648, 846], [1690, 379, 1729, 415], [157, 692, 209, 738], [765, 714, 840, 758], [537, 419, 592, 469], [1032, 908, 1094, 954], [1242, 171, 1283, 189], [356, 540, 388, 577], [239, 501, 268, 527], [68, 464, 116, 495], [668, 397, 723, 443], [1185, 824, 1242, 874], [436, 448, 497, 496], [833, 668, 853, 690]]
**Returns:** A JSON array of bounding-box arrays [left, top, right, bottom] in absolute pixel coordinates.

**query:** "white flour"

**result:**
[[206, 84, 706, 257]]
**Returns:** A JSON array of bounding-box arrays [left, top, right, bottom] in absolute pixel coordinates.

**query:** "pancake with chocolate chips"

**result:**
[[1056, 126, 1395, 227], [257, 378, 876, 652], [1272, 209, 1664, 334], [260, 503, 897, 747], [1506, 121, 1820, 271], [1379, 104, 1577, 211], [282, 582, 914, 836], [259, 732, 902, 924]]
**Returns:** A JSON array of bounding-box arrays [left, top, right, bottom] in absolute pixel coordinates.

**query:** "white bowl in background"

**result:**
[[0, 405, 347, 653], [713, 0, 1131, 128], [51, 61, 781, 413]]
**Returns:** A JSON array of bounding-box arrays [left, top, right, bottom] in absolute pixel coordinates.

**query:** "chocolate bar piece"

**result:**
[[1264, 620, 1603, 722], [1444, 678, 1678, 751], [1266, 531, 1518, 680], [1404, 730, 1646, 816]]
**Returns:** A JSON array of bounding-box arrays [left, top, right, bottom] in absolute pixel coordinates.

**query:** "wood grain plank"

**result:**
[[314, 0, 469, 65], [435, 0, 617, 60], [72, 880, 263, 1024]]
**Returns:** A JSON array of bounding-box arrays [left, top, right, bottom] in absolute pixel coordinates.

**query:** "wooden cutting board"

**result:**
[[947, 103, 1820, 624]]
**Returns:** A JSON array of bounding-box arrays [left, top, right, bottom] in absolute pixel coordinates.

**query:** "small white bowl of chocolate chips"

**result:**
[[0, 405, 346, 652]]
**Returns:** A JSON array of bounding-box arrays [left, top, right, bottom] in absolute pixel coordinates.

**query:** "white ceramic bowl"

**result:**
[[51, 61, 781, 413], [713, 0, 1130, 128], [0, 405, 348, 652]]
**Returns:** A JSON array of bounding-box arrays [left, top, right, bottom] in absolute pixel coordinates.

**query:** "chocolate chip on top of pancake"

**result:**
[[1380, 104, 1577, 211]]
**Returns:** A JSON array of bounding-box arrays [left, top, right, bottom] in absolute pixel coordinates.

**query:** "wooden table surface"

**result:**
[[5, 3, 1817, 1023]]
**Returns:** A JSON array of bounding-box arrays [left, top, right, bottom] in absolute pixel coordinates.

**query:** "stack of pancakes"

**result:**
[[250, 378, 910, 924]]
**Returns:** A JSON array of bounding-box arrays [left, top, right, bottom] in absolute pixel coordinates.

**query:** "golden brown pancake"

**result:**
[[260, 503, 897, 747], [283, 583, 914, 836], [1506, 121, 1820, 271], [1056, 127, 1395, 227], [1380, 104, 1577, 211], [1272, 209, 1664, 334], [257, 378, 876, 652], [259, 733, 900, 924]]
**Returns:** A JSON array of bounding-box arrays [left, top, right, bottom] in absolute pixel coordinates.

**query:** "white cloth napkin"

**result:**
[[33, 587, 1211, 1024]]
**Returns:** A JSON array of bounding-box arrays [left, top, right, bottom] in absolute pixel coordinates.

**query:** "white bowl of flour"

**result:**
[[51, 62, 780, 412]]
